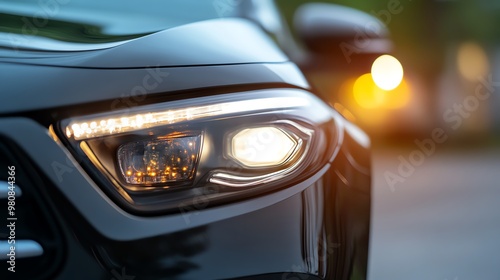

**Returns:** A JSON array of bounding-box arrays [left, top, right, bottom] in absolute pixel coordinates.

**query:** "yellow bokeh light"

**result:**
[[353, 73, 411, 109], [457, 42, 489, 82], [353, 74, 386, 109], [371, 54, 404, 90]]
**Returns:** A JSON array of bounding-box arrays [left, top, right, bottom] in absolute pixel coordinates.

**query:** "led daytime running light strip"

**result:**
[[66, 97, 309, 140]]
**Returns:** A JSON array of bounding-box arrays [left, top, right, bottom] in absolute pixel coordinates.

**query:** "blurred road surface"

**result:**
[[368, 145, 500, 280]]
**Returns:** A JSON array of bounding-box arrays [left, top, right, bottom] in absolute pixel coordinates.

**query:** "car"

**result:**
[[0, 1, 378, 279]]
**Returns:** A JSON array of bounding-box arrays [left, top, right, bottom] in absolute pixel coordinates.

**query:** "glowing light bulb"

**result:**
[[230, 127, 298, 167]]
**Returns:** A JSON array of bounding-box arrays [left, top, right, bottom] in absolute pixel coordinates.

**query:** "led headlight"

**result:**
[[229, 126, 299, 168], [58, 89, 340, 214]]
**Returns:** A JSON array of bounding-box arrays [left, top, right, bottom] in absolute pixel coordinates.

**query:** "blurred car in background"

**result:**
[[0, 0, 393, 279], [285, 0, 500, 140], [235, 1, 413, 138]]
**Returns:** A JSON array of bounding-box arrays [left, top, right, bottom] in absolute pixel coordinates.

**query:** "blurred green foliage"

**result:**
[[277, 0, 500, 43]]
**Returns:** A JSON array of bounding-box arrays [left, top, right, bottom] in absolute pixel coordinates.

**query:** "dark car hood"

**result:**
[[0, 18, 288, 68], [0, 17, 308, 115]]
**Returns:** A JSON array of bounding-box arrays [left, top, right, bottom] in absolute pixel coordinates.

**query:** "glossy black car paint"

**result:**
[[0, 8, 371, 280]]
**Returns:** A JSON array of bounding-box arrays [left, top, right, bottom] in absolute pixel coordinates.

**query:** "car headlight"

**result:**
[[58, 89, 340, 214]]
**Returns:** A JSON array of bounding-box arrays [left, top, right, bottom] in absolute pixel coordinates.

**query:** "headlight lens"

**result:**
[[229, 127, 299, 168], [58, 89, 340, 214]]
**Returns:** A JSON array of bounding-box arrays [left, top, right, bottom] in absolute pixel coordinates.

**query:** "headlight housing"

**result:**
[[58, 89, 340, 214]]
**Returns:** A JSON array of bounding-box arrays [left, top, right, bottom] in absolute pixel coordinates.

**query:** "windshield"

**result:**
[[0, 0, 230, 44]]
